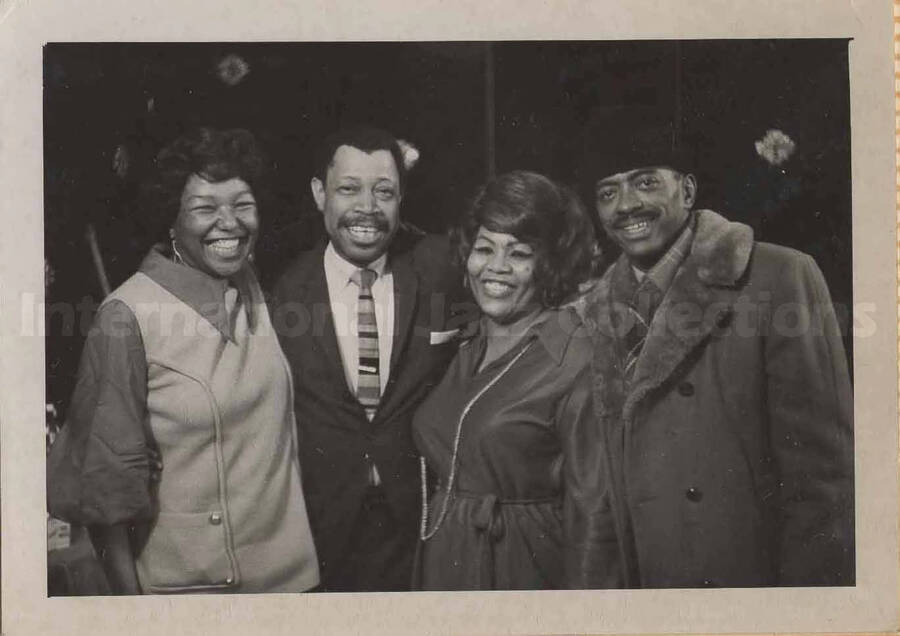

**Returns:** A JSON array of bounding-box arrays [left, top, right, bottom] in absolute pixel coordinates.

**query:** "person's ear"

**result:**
[[311, 177, 326, 213], [681, 173, 697, 209]]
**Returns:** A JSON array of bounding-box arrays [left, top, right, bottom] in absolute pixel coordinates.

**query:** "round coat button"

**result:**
[[702, 578, 716, 587], [677, 381, 695, 397], [225, 576, 234, 585], [685, 487, 703, 502], [209, 512, 223, 525]]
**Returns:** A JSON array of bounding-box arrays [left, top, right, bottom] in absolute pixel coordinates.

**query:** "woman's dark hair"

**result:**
[[455, 170, 595, 307], [313, 125, 407, 192], [138, 127, 268, 244]]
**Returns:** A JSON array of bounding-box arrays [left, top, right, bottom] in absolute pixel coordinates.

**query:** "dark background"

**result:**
[[43, 40, 852, 414]]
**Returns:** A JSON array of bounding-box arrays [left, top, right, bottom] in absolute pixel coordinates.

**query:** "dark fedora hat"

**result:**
[[578, 111, 695, 188]]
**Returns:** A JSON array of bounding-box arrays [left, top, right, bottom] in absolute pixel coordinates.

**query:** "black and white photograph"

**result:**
[[1, 1, 897, 634]]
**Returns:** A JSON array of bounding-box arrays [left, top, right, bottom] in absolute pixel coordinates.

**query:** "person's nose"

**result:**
[[486, 250, 512, 273], [615, 183, 641, 216], [355, 189, 379, 214], [216, 205, 239, 230]]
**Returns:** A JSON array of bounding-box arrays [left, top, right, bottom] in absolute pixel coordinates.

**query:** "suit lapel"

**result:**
[[380, 250, 419, 413], [298, 244, 355, 395]]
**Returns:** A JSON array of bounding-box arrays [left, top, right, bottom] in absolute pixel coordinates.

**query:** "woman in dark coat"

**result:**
[[412, 170, 620, 590]]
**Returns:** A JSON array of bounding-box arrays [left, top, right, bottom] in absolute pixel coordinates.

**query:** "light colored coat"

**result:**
[[105, 265, 318, 593], [580, 209, 854, 588]]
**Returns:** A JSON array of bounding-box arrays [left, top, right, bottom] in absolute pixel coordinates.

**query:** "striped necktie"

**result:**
[[352, 268, 380, 420], [623, 277, 662, 382]]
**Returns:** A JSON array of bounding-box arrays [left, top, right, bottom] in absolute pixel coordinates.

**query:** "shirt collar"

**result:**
[[324, 241, 390, 286], [631, 212, 696, 296], [138, 245, 255, 341]]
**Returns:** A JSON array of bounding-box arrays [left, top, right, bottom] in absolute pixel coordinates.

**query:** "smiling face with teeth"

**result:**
[[172, 174, 259, 279], [595, 167, 697, 270], [312, 145, 401, 267], [466, 227, 541, 327]]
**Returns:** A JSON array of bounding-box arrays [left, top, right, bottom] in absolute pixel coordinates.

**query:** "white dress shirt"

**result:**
[[323, 242, 395, 397]]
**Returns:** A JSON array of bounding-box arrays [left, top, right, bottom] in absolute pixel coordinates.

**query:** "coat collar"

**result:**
[[139, 245, 259, 341], [689, 209, 754, 287], [459, 307, 583, 371], [586, 209, 754, 420]]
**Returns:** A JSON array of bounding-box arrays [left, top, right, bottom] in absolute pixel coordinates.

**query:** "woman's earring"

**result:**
[[171, 237, 185, 265]]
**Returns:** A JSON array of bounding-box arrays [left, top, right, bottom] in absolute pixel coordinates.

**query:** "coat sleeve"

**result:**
[[765, 253, 854, 585], [558, 358, 623, 589], [47, 299, 154, 527]]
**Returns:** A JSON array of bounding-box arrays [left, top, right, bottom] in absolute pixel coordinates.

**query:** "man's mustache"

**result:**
[[612, 210, 658, 229], [339, 214, 390, 231]]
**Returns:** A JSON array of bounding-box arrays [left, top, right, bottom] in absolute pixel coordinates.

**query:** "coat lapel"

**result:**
[[589, 210, 755, 422], [583, 210, 754, 586], [623, 257, 737, 420], [623, 210, 754, 420], [584, 268, 640, 585], [587, 261, 630, 421]]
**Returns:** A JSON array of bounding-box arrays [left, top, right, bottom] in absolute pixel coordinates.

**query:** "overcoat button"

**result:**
[[677, 381, 695, 397], [702, 578, 716, 587], [209, 512, 222, 525], [225, 576, 234, 585], [685, 487, 703, 502]]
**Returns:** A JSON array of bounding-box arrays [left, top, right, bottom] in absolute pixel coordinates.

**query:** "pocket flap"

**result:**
[[136, 510, 237, 593]]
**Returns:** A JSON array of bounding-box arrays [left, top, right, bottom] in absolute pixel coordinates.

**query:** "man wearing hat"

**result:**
[[579, 120, 854, 588]]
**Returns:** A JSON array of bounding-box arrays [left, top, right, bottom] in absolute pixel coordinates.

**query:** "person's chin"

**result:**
[[204, 255, 248, 279], [620, 236, 665, 263], [479, 300, 522, 325], [340, 240, 389, 266]]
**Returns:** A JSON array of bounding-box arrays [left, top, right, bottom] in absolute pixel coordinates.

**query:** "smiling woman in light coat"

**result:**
[[47, 128, 319, 594]]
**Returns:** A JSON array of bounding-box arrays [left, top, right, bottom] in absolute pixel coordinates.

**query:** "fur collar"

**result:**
[[584, 209, 754, 316], [584, 209, 755, 422], [689, 209, 754, 286]]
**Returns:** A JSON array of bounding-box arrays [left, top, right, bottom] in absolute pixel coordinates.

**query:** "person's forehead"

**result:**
[[183, 174, 251, 197], [328, 144, 398, 176], [475, 226, 527, 245], [596, 165, 677, 185]]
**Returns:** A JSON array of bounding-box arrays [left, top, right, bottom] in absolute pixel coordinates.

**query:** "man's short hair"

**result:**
[[313, 125, 407, 191]]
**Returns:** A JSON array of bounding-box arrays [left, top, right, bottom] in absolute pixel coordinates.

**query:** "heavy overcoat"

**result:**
[[581, 209, 854, 588], [269, 231, 464, 590]]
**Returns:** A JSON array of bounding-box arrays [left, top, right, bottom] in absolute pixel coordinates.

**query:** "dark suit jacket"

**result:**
[[269, 231, 466, 587]]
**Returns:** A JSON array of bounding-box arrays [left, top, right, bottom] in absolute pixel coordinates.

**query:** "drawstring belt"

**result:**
[[432, 488, 557, 590]]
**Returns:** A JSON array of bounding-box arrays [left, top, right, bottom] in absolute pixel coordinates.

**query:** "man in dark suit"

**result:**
[[270, 126, 464, 591]]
